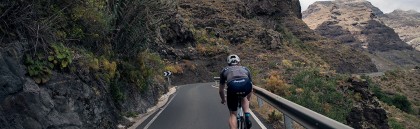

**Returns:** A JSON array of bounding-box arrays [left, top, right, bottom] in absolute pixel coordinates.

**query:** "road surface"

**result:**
[[136, 83, 265, 129]]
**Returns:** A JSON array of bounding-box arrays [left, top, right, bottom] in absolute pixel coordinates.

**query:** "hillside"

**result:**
[[380, 10, 420, 51], [303, 0, 420, 128], [158, 0, 377, 86], [370, 69, 420, 129], [302, 0, 420, 72], [0, 0, 408, 128]]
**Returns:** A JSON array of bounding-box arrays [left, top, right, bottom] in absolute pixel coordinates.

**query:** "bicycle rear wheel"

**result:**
[[237, 116, 245, 129]]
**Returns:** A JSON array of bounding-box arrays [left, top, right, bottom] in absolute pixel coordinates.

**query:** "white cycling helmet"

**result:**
[[227, 54, 240, 65]]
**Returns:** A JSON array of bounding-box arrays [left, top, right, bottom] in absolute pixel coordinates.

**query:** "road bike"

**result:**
[[236, 96, 249, 129]]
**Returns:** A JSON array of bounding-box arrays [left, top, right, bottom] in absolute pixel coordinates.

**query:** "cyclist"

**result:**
[[219, 54, 253, 129]]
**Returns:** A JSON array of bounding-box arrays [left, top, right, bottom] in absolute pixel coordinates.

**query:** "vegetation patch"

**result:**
[[165, 64, 184, 74], [193, 28, 230, 56], [264, 71, 291, 96], [370, 84, 412, 113], [110, 79, 124, 102], [389, 118, 406, 129], [24, 54, 53, 84], [119, 51, 164, 92], [24, 43, 73, 84], [287, 69, 352, 123], [48, 43, 73, 69]]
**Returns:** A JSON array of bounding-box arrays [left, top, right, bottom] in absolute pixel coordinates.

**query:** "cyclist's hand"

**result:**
[[221, 99, 226, 105]]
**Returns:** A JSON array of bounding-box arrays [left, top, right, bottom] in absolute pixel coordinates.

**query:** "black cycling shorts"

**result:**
[[226, 78, 252, 111]]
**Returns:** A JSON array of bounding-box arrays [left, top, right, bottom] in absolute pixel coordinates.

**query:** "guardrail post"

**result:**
[[284, 115, 293, 129], [214, 77, 220, 86], [257, 97, 264, 108]]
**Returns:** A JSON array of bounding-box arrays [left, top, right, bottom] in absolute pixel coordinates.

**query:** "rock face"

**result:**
[[0, 42, 118, 129], [0, 42, 165, 129], [380, 10, 420, 51], [346, 77, 389, 129], [303, 0, 420, 71]]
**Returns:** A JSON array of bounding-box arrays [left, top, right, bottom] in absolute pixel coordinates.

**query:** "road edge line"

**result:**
[[250, 110, 267, 129], [143, 89, 178, 129], [128, 87, 177, 129]]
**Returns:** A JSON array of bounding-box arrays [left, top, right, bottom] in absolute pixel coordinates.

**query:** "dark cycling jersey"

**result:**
[[220, 65, 253, 111], [219, 66, 252, 85]]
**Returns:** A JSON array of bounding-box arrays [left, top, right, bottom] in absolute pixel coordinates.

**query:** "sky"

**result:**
[[300, 0, 420, 13]]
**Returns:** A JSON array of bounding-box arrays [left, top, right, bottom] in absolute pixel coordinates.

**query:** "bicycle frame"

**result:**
[[237, 97, 246, 129]]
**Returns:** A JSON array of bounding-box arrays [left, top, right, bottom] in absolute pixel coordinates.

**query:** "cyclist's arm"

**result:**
[[219, 71, 226, 103], [219, 83, 225, 102]]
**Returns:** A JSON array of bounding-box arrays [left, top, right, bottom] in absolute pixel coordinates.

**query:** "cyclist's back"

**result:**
[[219, 54, 253, 129], [220, 65, 252, 98]]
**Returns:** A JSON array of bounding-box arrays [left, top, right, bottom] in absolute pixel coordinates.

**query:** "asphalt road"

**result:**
[[136, 83, 264, 129]]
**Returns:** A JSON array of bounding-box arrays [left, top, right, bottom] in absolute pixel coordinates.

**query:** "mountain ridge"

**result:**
[[381, 9, 420, 51], [303, 0, 420, 71]]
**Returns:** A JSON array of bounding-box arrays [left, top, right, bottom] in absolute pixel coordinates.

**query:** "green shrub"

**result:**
[[369, 82, 412, 113], [123, 112, 138, 117], [110, 79, 124, 102], [389, 118, 406, 129], [48, 43, 73, 69], [373, 88, 412, 113], [392, 94, 412, 113], [24, 54, 53, 84]]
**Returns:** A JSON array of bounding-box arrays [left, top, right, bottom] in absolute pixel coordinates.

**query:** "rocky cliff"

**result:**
[[0, 41, 166, 129], [380, 10, 420, 51], [0, 0, 172, 128], [0, 42, 115, 128], [303, 0, 420, 71], [346, 76, 389, 129]]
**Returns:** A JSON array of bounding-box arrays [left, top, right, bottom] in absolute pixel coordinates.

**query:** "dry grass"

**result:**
[[380, 101, 420, 129], [264, 71, 291, 96], [182, 60, 197, 71], [165, 64, 184, 74]]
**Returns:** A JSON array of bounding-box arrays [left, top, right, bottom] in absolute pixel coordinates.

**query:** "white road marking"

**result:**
[[250, 110, 267, 129], [212, 85, 227, 91], [144, 91, 178, 129], [211, 85, 267, 129]]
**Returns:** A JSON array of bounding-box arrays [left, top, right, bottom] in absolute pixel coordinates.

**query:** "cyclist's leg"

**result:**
[[241, 79, 253, 128], [246, 89, 252, 101], [229, 111, 237, 129], [241, 78, 253, 113], [241, 97, 250, 112], [227, 84, 239, 129]]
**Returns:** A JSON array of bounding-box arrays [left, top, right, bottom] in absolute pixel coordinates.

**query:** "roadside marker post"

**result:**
[[164, 71, 172, 86]]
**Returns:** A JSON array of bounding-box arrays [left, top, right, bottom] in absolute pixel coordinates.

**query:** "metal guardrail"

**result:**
[[214, 77, 353, 129]]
